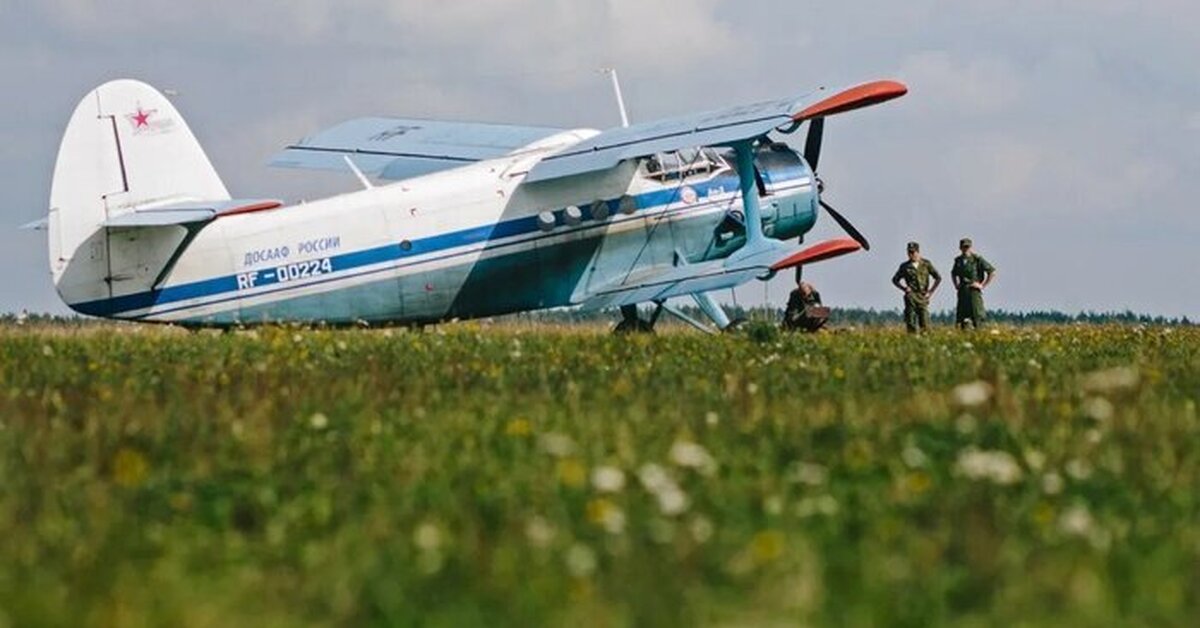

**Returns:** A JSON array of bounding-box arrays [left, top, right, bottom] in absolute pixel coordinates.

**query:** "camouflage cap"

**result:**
[[959, 237, 973, 248], [906, 241, 920, 252]]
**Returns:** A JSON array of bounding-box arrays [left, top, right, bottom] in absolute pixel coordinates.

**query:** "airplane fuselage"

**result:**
[[70, 133, 818, 325]]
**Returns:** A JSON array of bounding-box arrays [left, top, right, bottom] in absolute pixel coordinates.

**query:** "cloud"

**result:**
[[898, 51, 1027, 116], [938, 134, 1042, 206]]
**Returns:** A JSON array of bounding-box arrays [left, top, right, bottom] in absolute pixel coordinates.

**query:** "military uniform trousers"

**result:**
[[956, 288, 986, 329], [904, 292, 932, 333]]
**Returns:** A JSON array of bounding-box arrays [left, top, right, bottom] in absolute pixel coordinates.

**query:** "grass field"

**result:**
[[1, 323, 1197, 627]]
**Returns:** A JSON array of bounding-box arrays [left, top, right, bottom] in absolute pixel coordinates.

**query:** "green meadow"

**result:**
[[1, 323, 1197, 626]]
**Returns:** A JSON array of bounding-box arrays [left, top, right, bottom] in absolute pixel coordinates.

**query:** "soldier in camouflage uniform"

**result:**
[[951, 237, 997, 329], [892, 241, 942, 334]]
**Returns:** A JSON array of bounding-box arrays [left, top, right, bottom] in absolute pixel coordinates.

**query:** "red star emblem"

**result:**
[[128, 107, 154, 129]]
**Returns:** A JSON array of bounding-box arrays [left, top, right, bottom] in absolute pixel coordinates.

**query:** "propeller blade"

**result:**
[[804, 118, 825, 172], [820, 199, 871, 251]]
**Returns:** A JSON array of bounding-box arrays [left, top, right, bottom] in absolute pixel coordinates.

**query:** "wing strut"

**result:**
[[692, 291, 732, 330], [732, 140, 765, 246]]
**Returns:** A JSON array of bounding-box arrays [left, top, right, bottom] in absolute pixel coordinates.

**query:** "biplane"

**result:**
[[27, 76, 906, 331]]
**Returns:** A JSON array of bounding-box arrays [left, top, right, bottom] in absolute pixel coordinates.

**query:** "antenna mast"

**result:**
[[602, 68, 630, 128]]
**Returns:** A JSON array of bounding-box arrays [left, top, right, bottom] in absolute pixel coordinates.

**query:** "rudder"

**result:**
[[48, 80, 229, 311]]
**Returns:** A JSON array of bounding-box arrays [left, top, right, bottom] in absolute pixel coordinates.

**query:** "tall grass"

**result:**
[[1, 324, 1197, 626]]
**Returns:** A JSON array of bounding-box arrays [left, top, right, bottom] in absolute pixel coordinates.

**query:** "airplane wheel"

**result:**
[[721, 317, 748, 333], [613, 318, 655, 335]]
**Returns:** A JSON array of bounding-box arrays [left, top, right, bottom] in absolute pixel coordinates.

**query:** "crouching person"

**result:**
[[783, 280, 830, 333]]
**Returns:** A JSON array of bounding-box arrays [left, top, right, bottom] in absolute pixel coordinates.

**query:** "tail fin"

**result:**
[[49, 79, 230, 310]]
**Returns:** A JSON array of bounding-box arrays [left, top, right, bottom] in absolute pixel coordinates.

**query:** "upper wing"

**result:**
[[270, 118, 567, 181], [577, 238, 862, 310], [527, 80, 907, 183]]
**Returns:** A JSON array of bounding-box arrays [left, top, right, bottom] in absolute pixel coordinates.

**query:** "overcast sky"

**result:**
[[2, 1, 1196, 317]]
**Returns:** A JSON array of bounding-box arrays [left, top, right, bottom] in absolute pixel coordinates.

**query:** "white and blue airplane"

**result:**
[[27, 77, 906, 331]]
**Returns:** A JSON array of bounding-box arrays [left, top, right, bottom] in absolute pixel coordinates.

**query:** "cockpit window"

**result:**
[[643, 147, 726, 182]]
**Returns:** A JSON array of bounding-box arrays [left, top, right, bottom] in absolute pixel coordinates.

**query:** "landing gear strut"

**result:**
[[613, 293, 747, 335], [613, 304, 655, 334]]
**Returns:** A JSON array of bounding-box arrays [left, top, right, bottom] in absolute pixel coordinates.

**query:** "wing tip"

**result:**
[[794, 80, 909, 121], [770, 238, 863, 271]]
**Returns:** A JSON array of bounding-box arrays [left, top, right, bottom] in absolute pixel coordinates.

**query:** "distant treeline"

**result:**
[[502, 305, 1193, 327], [0, 308, 1192, 327]]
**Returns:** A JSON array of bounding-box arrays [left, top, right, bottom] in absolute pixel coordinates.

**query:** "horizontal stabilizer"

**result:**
[[20, 217, 49, 231], [102, 199, 282, 228], [527, 80, 907, 183], [270, 117, 565, 181]]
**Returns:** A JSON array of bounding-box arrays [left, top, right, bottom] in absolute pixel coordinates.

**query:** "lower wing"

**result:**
[[575, 238, 860, 310]]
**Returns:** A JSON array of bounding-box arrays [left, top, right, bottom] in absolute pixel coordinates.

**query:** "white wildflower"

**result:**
[[1024, 450, 1046, 472], [1065, 458, 1093, 480], [1082, 397, 1115, 422], [902, 446, 928, 469], [413, 522, 442, 551], [1059, 504, 1094, 537], [955, 448, 1023, 485], [524, 516, 556, 548], [606, 510, 627, 535], [565, 544, 597, 578], [670, 441, 717, 475], [1042, 472, 1064, 495], [705, 411, 720, 426], [795, 495, 839, 518], [789, 462, 829, 486], [952, 381, 994, 407], [690, 516, 714, 544], [1057, 502, 1110, 550], [638, 463, 689, 515], [591, 466, 626, 493], [1082, 366, 1139, 394], [656, 487, 690, 516], [638, 463, 672, 493], [309, 412, 329, 430], [539, 432, 575, 457]]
